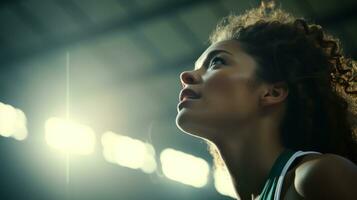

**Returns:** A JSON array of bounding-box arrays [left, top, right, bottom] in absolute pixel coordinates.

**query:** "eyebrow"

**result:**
[[195, 49, 233, 70]]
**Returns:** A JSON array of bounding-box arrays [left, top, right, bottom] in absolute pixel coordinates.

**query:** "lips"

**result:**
[[179, 88, 201, 102]]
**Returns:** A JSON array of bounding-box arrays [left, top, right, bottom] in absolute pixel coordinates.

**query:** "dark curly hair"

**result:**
[[208, 6, 357, 167]]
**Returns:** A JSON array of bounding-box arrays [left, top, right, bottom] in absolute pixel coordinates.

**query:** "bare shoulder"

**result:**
[[293, 153, 357, 200]]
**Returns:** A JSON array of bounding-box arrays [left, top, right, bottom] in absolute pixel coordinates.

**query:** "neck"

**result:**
[[212, 121, 285, 200]]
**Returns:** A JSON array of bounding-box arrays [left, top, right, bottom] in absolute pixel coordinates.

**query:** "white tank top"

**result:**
[[274, 150, 322, 200]]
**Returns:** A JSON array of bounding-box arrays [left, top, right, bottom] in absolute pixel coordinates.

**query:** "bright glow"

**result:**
[[45, 117, 95, 155], [213, 167, 238, 199], [160, 148, 210, 188], [101, 131, 157, 173], [0, 102, 28, 140]]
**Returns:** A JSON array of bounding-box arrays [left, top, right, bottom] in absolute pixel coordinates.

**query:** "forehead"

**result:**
[[195, 39, 246, 69]]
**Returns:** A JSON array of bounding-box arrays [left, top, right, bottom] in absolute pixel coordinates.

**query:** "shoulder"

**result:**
[[293, 153, 357, 200]]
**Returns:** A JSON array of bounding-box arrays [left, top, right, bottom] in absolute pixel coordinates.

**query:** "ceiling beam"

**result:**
[[2, 0, 356, 67], [1, 0, 215, 67]]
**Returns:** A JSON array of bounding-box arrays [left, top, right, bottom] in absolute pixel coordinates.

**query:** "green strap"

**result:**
[[259, 149, 295, 200]]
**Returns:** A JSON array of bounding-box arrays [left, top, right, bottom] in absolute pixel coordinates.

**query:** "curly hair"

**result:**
[[207, 5, 357, 167]]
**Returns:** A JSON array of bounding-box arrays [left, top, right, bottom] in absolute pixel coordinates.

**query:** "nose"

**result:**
[[180, 70, 201, 88]]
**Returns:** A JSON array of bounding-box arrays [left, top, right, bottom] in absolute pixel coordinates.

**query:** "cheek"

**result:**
[[203, 71, 257, 113]]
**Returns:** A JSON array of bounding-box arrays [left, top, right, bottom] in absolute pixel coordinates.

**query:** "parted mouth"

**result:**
[[179, 88, 201, 102]]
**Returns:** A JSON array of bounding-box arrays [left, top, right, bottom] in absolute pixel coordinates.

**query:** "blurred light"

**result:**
[[213, 167, 237, 198], [160, 148, 209, 188], [0, 102, 28, 140], [101, 131, 157, 173], [45, 117, 95, 155]]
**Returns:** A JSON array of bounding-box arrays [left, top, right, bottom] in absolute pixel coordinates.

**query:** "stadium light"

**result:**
[[45, 117, 95, 155], [0, 102, 28, 140], [213, 166, 237, 198], [160, 148, 210, 188], [101, 131, 157, 173]]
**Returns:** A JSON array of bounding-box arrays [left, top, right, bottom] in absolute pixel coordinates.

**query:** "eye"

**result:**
[[208, 56, 225, 69]]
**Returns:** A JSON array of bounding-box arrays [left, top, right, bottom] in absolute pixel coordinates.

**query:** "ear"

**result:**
[[259, 81, 289, 107]]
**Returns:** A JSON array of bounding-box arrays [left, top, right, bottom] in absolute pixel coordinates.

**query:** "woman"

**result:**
[[175, 3, 357, 200]]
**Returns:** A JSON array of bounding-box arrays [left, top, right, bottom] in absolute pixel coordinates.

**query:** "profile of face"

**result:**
[[175, 39, 286, 142]]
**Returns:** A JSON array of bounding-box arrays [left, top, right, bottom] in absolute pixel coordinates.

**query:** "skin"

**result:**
[[175, 39, 357, 200]]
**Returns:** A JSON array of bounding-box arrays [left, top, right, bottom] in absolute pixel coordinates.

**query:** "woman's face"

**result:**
[[176, 39, 264, 140]]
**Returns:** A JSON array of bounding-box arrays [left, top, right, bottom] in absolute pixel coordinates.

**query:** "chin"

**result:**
[[176, 108, 197, 130], [175, 110, 214, 141], [175, 111, 194, 133]]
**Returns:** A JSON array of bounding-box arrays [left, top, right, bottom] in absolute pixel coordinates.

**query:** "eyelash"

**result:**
[[208, 56, 225, 69]]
